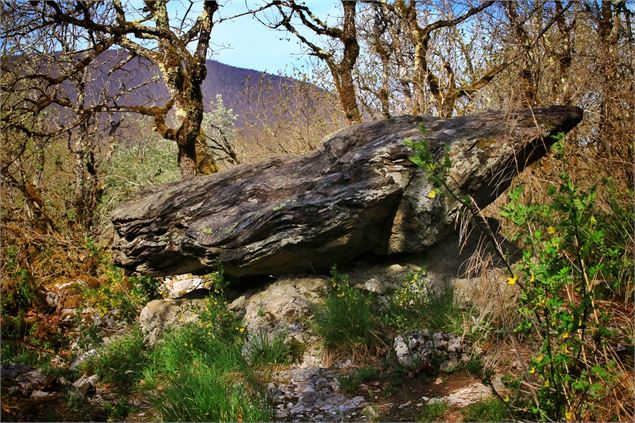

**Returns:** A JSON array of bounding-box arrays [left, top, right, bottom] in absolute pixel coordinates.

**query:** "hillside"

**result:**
[[84, 49, 331, 129]]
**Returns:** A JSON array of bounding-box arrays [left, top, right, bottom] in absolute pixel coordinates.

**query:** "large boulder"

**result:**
[[111, 106, 582, 277]]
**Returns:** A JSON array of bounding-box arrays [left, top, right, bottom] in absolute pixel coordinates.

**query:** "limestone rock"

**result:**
[[429, 382, 493, 407], [394, 331, 466, 372], [139, 296, 208, 346], [0, 363, 35, 380], [111, 106, 582, 277], [160, 274, 210, 298], [15, 370, 46, 395], [240, 276, 329, 333], [73, 374, 100, 397], [269, 367, 368, 421], [30, 390, 54, 400]]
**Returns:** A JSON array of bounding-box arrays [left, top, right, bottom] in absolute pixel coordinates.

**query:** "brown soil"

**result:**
[[351, 370, 481, 422]]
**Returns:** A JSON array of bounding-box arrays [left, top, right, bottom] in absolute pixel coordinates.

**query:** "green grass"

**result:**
[[139, 298, 272, 422], [461, 398, 510, 422], [418, 401, 448, 422], [243, 330, 296, 367], [79, 294, 272, 422], [150, 359, 271, 422], [313, 283, 380, 349], [383, 271, 463, 334], [82, 326, 146, 386]]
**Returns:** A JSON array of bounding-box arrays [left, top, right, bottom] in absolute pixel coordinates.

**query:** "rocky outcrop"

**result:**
[[139, 296, 209, 346], [111, 106, 582, 277], [394, 331, 466, 372]]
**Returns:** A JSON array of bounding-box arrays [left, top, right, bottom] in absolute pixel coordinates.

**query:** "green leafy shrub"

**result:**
[[97, 136, 180, 227], [406, 131, 634, 420], [313, 267, 380, 349], [498, 174, 633, 421], [77, 240, 161, 322]]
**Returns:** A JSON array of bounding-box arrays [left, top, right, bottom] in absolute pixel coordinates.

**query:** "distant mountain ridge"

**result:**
[[85, 49, 325, 129]]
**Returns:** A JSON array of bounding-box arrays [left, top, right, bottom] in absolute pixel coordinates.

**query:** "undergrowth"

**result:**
[[312, 267, 381, 349], [406, 130, 634, 421], [81, 279, 272, 422], [313, 266, 462, 356]]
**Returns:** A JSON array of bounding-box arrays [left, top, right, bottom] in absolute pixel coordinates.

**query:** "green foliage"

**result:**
[[198, 94, 240, 166], [77, 240, 161, 323], [0, 244, 39, 339], [83, 326, 146, 386], [461, 398, 511, 422], [498, 173, 632, 421], [405, 123, 633, 420], [141, 284, 271, 422], [382, 270, 461, 333], [103, 398, 137, 422], [243, 330, 297, 367], [98, 135, 180, 224], [417, 401, 448, 422], [151, 360, 271, 422], [464, 356, 485, 378], [338, 367, 380, 393], [404, 126, 450, 184], [313, 266, 380, 349]]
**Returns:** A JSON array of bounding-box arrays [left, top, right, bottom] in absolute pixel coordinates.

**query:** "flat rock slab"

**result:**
[[111, 106, 582, 277]]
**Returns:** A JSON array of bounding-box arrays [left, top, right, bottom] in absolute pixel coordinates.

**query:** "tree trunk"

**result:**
[[335, 67, 362, 123]]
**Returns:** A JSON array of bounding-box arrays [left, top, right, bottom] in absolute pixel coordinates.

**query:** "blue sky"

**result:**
[[169, 0, 342, 75]]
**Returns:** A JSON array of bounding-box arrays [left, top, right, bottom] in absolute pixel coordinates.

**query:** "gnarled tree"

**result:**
[[265, 0, 362, 123], [1, 0, 222, 178]]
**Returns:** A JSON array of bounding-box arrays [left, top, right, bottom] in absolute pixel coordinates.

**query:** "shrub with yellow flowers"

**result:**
[[406, 130, 633, 421], [498, 170, 632, 421]]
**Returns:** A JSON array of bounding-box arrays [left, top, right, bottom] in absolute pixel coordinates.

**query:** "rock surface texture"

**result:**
[[112, 106, 582, 277]]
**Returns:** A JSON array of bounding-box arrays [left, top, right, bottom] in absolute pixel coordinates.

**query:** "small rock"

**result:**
[[139, 297, 208, 346], [45, 291, 59, 308], [440, 353, 459, 372], [16, 370, 46, 394], [434, 377, 443, 385], [0, 363, 35, 380], [442, 382, 492, 407], [69, 349, 97, 371], [30, 390, 53, 399], [73, 374, 100, 396], [228, 295, 247, 311], [362, 278, 385, 294]]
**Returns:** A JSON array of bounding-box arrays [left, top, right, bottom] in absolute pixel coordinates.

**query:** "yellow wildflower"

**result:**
[[239, 326, 245, 333], [507, 275, 518, 285], [547, 226, 557, 235], [427, 190, 437, 199], [503, 396, 510, 403], [544, 380, 550, 388], [536, 354, 544, 363], [528, 367, 535, 374], [590, 216, 597, 225], [561, 332, 570, 340], [530, 273, 535, 282], [561, 345, 570, 354], [565, 411, 574, 421]]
